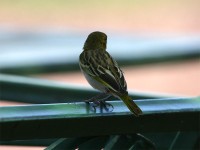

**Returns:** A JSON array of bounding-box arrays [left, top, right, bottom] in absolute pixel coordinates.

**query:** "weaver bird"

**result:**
[[79, 31, 142, 116]]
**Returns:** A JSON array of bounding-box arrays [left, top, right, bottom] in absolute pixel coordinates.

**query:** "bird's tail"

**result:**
[[119, 95, 142, 117]]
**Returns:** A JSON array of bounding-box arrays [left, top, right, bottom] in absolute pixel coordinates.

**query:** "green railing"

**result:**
[[0, 74, 200, 149], [0, 34, 200, 149]]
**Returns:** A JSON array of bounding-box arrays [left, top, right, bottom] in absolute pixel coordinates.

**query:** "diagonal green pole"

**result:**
[[0, 74, 172, 104]]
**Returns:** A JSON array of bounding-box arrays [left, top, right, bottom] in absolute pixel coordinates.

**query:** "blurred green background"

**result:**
[[0, 1, 200, 149]]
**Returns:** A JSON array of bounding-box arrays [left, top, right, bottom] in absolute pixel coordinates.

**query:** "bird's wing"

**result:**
[[79, 50, 127, 94]]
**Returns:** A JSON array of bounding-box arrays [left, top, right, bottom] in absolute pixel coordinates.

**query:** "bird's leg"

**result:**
[[85, 93, 113, 112], [100, 99, 114, 112], [84, 93, 107, 103]]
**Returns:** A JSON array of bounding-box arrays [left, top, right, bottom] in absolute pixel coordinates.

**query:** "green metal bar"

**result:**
[[0, 34, 200, 74], [0, 97, 199, 140], [168, 131, 181, 150], [0, 74, 171, 104], [0, 132, 198, 148], [1, 55, 199, 75]]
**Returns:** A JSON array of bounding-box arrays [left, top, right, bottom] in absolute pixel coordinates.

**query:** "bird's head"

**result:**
[[83, 31, 107, 51]]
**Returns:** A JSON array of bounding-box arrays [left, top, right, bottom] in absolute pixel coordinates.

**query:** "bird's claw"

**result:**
[[86, 100, 114, 112]]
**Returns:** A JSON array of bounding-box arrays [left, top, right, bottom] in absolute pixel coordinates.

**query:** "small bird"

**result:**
[[79, 31, 142, 116]]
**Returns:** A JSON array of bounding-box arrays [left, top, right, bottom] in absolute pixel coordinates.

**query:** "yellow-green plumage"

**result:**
[[79, 31, 142, 116], [119, 95, 142, 117]]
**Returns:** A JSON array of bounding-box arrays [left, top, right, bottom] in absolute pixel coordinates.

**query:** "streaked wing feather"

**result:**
[[79, 50, 127, 93]]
